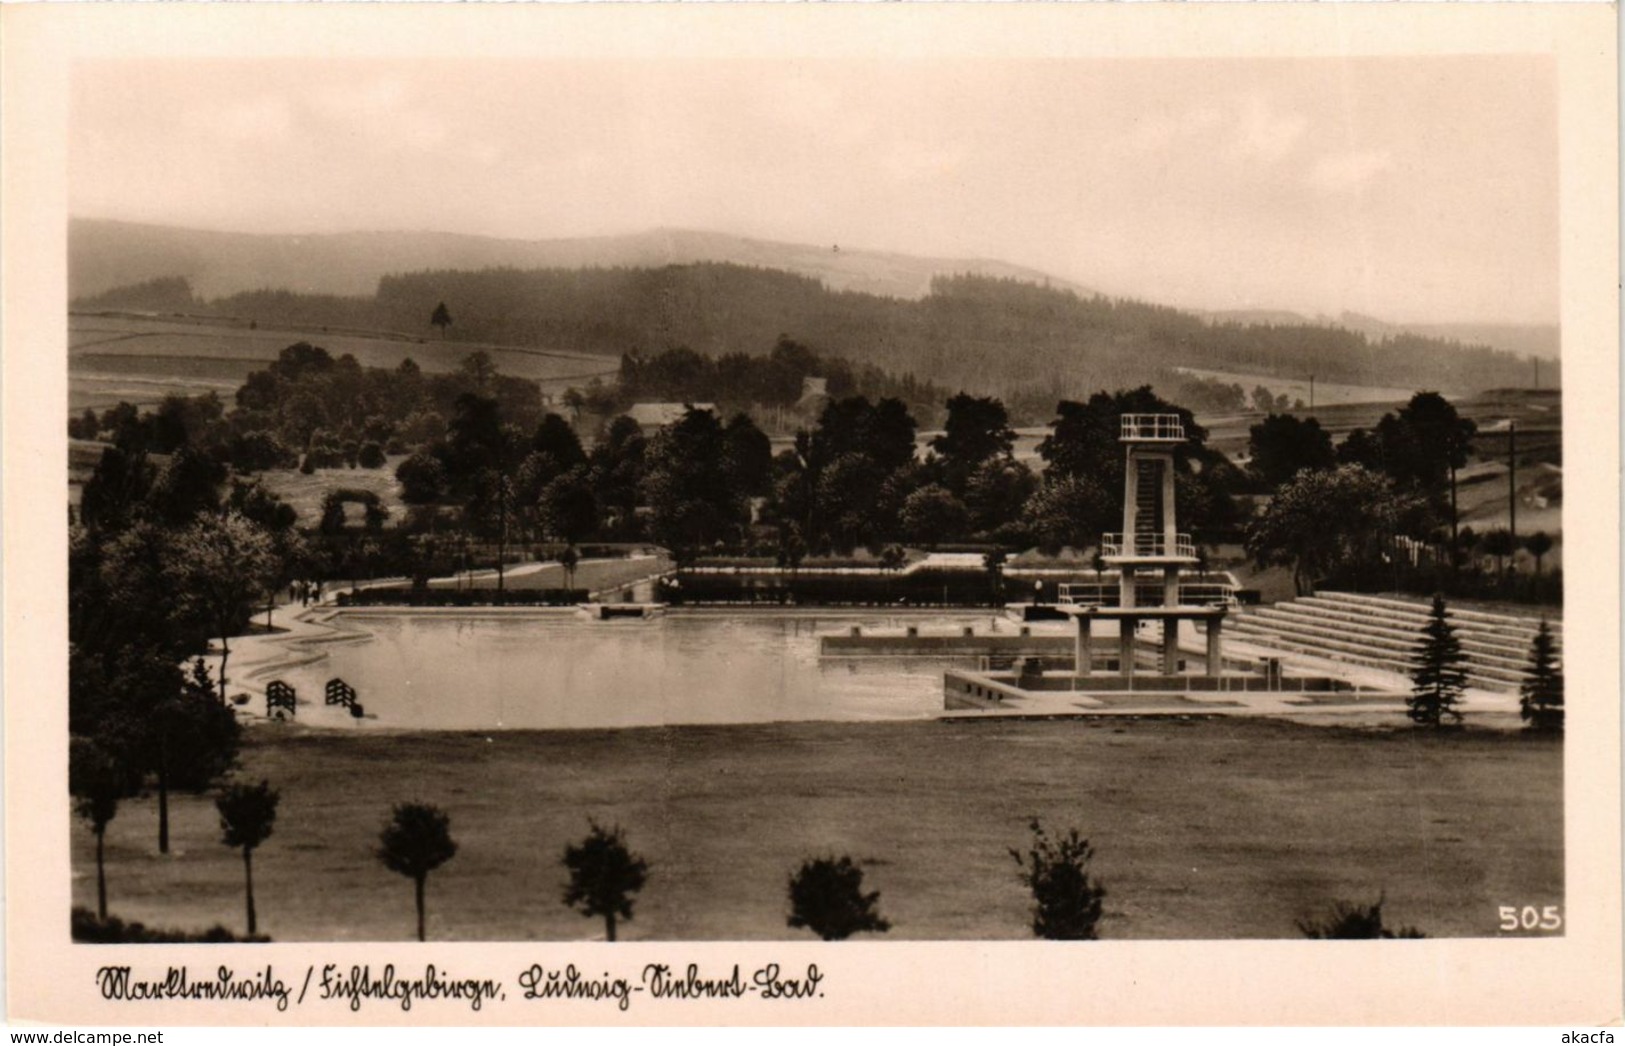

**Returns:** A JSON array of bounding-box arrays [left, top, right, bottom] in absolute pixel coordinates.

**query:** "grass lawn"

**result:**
[[72, 717, 1561, 943]]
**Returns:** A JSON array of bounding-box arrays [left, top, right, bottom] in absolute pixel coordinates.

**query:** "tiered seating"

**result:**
[[1227, 591, 1560, 693]]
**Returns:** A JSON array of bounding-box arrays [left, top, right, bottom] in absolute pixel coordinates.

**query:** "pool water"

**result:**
[[281, 611, 1008, 730]]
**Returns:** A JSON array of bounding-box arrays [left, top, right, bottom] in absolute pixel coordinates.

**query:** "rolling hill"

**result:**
[[69, 218, 1093, 304], [1200, 308, 1560, 366]]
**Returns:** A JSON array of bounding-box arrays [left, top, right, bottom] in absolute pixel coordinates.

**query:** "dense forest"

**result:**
[[73, 265, 1548, 402]]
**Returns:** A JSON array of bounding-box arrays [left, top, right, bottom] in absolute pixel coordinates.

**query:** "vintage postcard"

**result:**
[[3, 2, 1619, 1029]]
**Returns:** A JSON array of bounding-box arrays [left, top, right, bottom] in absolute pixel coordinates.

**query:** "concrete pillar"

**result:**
[[1074, 615, 1093, 676], [1161, 617, 1179, 674], [1123, 452, 1139, 536], [1206, 617, 1223, 676], [1163, 564, 1178, 609], [1119, 618, 1136, 678], [1161, 454, 1178, 541]]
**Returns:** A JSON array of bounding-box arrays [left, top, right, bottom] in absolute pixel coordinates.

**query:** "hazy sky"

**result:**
[[71, 56, 1558, 325]]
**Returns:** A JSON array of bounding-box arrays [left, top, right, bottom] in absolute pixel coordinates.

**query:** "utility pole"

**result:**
[[1508, 420, 1518, 544], [1309, 374, 1315, 411], [1450, 464, 1458, 549]]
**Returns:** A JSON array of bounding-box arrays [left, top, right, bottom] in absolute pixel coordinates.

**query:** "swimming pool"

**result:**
[[277, 610, 1013, 730]]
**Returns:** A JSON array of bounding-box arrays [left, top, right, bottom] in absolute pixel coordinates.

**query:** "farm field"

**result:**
[[1197, 388, 1562, 476], [1174, 366, 1425, 407], [69, 312, 619, 412], [72, 716, 1562, 942]]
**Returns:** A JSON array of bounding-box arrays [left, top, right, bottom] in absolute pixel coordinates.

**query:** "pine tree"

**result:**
[[1519, 619, 1563, 732], [1408, 594, 1468, 727], [430, 302, 452, 338]]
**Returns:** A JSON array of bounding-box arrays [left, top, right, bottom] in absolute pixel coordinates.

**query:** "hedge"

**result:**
[[335, 587, 589, 607]]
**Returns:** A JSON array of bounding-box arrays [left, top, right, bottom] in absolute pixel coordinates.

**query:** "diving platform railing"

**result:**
[[1099, 532, 1197, 560], [1059, 576, 1237, 609], [1120, 413, 1185, 442]]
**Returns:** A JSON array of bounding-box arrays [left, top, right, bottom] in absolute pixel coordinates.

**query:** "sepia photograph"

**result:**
[[4, 2, 1620, 1028]]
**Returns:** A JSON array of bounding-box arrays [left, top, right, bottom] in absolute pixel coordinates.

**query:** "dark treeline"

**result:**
[[70, 344, 542, 476], [74, 266, 1547, 406], [75, 334, 1252, 568], [617, 336, 946, 422], [1244, 392, 1560, 603]]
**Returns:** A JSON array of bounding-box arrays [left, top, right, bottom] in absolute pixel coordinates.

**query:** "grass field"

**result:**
[[255, 460, 409, 527], [72, 717, 1562, 942], [69, 313, 619, 412]]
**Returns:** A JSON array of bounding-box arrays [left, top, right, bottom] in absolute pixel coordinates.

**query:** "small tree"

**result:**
[[1297, 898, 1426, 939], [899, 484, 969, 549], [430, 301, 452, 338], [71, 738, 129, 921], [1408, 594, 1468, 728], [1009, 818, 1106, 940], [787, 856, 891, 941], [145, 658, 241, 855], [1481, 528, 1517, 576], [1454, 526, 1481, 570], [1524, 531, 1554, 575], [562, 822, 648, 942], [167, 512, 280, 703], [1519, 619, 1564, 732], [982, 548, 1007, 602], [557, 544, 580, 591], [377, 802, 458, 942], [216, 780, 280, 935]]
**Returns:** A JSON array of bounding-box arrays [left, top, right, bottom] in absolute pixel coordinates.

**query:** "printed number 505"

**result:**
[[1498, 905, 1562, 932]]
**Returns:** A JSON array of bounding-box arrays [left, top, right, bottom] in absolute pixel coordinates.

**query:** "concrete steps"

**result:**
[[1312, 591, 1562, 638], [1244, 604, 1539, 669], [1229, 590, 1560, 694]]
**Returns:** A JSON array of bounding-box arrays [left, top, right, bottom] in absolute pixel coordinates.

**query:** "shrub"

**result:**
[[335, 587, 588, 607], [1297, 898, 1426, 939], [71, 907, 270, 943], [786, 856, 891, 941], [1010, 818, 1105, 940]]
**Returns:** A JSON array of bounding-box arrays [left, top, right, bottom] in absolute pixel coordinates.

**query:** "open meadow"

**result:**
[[72, 716, 1562, 942]]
